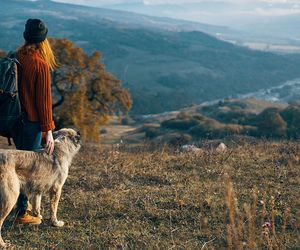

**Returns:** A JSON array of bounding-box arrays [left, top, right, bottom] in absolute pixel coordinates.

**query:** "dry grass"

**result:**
[[1, 139, 299, 249]]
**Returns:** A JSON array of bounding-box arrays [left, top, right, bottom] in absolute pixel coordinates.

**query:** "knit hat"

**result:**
[[23, 19, 48, 43]]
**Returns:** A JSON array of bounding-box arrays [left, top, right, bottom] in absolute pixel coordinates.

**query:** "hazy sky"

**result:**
[[52, 0, 300, 27], [52, 0, 300, 15], [52, 0, 300, 5]]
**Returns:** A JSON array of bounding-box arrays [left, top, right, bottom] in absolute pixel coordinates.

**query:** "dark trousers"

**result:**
[[12, 118, 42, 215]]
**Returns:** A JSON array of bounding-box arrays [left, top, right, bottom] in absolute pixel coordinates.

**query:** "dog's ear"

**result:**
[[71, 135, 81, 144], [53, 130, 66, 140], [75, 130, 81, 141], [53, 130, 59, 139], [53, 130, 68, 141], [54, 135, 66, 143]]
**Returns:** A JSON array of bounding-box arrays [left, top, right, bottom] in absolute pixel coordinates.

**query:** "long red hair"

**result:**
[[18, 38, 57, 70]]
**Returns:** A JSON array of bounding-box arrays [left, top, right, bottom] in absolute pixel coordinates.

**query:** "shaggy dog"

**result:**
[[0, 128, 81, 247]]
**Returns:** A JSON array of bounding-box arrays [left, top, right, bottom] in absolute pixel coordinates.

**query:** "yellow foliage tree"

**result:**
[[49, 38, 132, 142], [0, 50, 6, 58]]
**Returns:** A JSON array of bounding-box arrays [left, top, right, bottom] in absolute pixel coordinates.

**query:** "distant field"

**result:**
[[99, 125, 137, 145], [243, 42, 300, 54], [1, 139, 299, 249]]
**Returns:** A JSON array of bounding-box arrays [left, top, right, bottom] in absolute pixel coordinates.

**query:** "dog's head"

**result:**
[[53, 128, 81, 151]]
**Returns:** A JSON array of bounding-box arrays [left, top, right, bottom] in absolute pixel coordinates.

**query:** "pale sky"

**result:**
[[51, 0, 300, 28], [52, 0, 300, 15], [52, 0, 300, 6]]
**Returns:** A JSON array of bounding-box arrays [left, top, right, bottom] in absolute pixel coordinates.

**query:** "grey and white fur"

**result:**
[[0, 128, 81, 248]]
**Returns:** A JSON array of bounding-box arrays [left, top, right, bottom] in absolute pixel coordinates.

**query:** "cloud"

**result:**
[[52, 0, 140, 5], [52, 0, 300, 4], [145, 0, 299, 4], [254, 7, 300, 15]]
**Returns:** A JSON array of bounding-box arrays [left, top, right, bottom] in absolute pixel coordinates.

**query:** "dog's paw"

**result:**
[[52, 220, 64, 227], [0, 240, 12, 249], [0, 242, 7, 248], [32, 212, 43, 220]]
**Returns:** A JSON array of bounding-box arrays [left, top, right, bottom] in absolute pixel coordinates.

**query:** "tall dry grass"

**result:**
[[1, 138, 299, 249], [224, 174, 292, 250]]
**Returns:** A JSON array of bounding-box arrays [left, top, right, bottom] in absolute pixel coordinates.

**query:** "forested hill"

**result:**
[[1, 0, 300, 114]]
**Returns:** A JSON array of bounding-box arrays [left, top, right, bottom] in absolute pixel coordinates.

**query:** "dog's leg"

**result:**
[[49, 185, 64, 227], [0, 219, 7, 248], [31, 194, 43, 219], [0, 218, 7, 248], [0, 173, 19, 247]]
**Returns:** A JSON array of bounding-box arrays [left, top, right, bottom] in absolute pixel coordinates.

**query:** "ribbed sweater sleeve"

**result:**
[[35, 60, 55, 132]]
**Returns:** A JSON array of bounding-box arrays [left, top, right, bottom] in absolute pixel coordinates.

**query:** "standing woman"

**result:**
[[13, 19, 56, 224]]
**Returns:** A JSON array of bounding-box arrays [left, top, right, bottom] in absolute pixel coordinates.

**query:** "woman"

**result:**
[[13, 19, 56, 224]]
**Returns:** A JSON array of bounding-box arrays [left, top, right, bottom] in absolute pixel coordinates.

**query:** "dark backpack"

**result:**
[[0, 51, 23, 145]]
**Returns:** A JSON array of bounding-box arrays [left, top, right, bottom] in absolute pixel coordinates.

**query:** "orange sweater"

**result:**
[[17, 48, 55, 132]]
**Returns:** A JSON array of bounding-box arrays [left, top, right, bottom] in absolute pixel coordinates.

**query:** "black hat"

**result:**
[[23, 19, 48, 43]]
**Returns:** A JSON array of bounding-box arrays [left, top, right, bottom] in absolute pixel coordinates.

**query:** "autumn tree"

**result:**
[[0, 50, 6, 58], [49, 38, 132, 142]]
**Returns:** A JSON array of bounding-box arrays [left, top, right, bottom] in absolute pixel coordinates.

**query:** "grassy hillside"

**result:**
[[1, 0, 300, 114], [1, 139, 299, 248]]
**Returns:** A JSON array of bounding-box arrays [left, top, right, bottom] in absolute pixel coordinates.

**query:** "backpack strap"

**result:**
[[5, 51, 25, 146], [7, 51, 16, 58], [8, 51, 26, 116]]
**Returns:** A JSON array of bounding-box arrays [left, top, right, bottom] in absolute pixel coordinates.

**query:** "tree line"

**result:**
[[145, 100, 300, 143]]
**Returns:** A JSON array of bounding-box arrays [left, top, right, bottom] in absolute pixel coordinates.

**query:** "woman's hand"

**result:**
[[45, 130, 54, 155]]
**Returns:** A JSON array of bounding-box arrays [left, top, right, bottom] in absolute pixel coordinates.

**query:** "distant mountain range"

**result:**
[[1, 0, 300, 114], [59, 0, 300, 53]]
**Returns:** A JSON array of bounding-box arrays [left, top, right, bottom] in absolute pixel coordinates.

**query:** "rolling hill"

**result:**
[[1, 0, 300, 114]]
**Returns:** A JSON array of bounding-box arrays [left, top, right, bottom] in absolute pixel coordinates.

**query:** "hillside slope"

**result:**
[[1, 0, 300, 114], [1, 140, 299, 248]]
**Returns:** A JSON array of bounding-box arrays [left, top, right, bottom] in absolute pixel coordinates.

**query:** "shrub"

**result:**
[[214, 109, 253, 124], [145, 127, 161, 139], [176, 112, 189, 119], [100, 128, 107, 134], [255, 108, 287, 138], [157, 133, 192, 146], [219, 124, 242, 137], [161, 118, 199, 130], [241, 125, 258, 136], [140, 125, 161, 139], [280, 105, 300, 139], [189, 118, 223, 139], [192, 114, 207, 121], [121, 116, 135, 125]]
